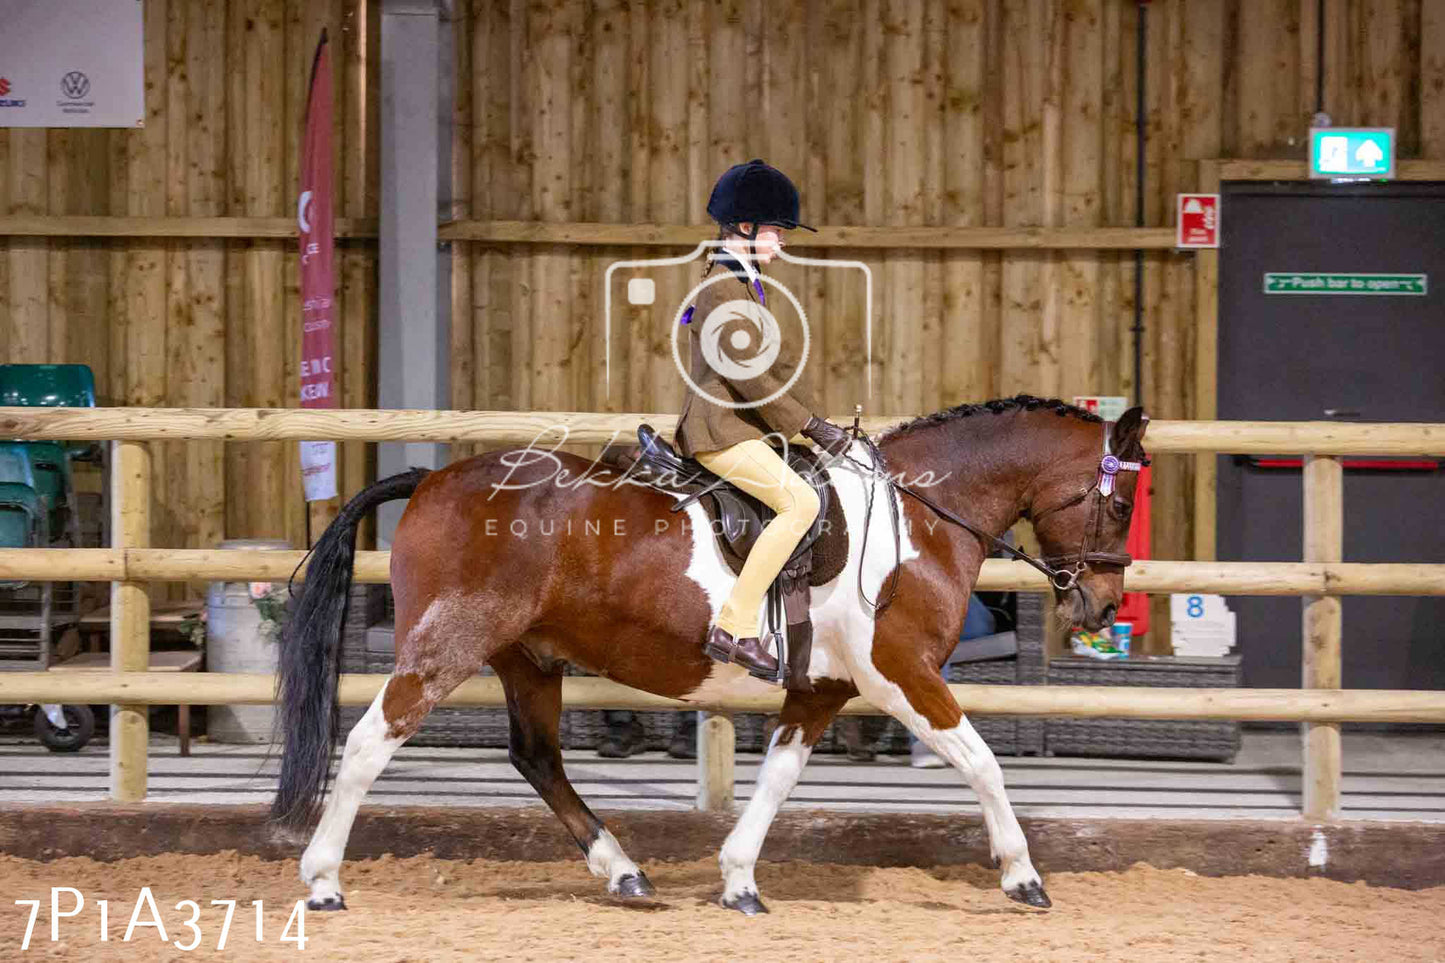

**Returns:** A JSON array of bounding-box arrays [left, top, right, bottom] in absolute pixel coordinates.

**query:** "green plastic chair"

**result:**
[[0, 485, 42, 545], [21, 441, 70, 541], [0, 364, 97, 408], [0, 442, 39, 489], [0, 481, 40, 590], [0, 364, 99, 462], [0, 444, 43, 564]]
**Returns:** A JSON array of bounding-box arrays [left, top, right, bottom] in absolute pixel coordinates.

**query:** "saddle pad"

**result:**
[[711, 458, 848, 588]]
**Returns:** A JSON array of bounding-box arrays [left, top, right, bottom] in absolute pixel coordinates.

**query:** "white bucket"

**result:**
[[205, 538, 292, 743]]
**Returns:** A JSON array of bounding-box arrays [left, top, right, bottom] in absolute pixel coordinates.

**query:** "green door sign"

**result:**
[[1309, 127, 1395, 179], [1263, 273, 1427, 296]]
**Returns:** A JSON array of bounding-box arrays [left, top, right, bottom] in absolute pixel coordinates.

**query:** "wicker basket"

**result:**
[[339, 584, 387, 674], [1044, 655, 1242, 762]]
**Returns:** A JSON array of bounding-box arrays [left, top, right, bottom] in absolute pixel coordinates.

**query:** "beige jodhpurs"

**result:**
[[693, 438, 821, 638]]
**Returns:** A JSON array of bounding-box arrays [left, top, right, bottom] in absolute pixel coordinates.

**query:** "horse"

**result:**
[[271, 394, 1149, 915]]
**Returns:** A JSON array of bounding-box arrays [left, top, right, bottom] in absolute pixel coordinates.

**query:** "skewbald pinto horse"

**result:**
[[271, 395, 1149, 915]]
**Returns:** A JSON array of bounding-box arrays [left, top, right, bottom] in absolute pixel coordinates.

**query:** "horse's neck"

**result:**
[[879, 418, 1043, 544]]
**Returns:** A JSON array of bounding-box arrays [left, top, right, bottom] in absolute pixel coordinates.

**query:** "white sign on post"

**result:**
[[1169, 594, 1237, 657], [1072, 396, 1129, 421], [0, 0, 145, 128]]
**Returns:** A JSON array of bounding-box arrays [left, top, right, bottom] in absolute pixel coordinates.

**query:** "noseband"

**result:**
[[842, 423, 1145, 612]]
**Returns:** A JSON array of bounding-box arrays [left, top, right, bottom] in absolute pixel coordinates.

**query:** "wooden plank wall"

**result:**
[[1, 0, 1443, 625], [0, 0, 380, 568]]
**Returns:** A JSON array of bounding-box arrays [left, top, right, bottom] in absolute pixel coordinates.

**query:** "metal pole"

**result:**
[[377, 0, 447, 547]]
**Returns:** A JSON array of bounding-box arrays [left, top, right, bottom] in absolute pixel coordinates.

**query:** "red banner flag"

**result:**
[[298, 30, 338, 501]]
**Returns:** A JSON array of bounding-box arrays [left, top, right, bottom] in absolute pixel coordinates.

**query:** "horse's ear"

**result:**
[[1111, 406, 1149, 458]]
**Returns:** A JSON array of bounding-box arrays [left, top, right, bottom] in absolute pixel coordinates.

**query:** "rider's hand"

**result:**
[[802, 415, 853, 458]]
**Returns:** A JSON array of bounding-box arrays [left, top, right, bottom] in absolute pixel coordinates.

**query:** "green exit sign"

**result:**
[[1309, 127, 1395, 179]]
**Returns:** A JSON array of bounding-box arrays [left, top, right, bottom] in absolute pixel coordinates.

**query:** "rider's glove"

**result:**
[[802, 415, 853, 459]]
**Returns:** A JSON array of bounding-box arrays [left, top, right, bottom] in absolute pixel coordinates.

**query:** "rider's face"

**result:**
[[752, 225, 785, 264], [731, 224, 787, 265]]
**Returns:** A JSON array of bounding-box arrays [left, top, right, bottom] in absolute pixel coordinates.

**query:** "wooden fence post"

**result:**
[[696, 711, 735, 811], [110, 440, 151, 802], [1302, 454, 1343, 820]]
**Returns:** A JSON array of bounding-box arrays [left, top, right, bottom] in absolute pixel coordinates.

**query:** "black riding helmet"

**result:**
[[706, 159, 817, 237]]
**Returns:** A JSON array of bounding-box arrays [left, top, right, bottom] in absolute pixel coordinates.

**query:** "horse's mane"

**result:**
[[881, 394, 1103, 441]]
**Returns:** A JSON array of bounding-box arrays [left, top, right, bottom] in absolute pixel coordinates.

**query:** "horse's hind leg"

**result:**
[[298, 679, 409, 910], [488, 645, 654, 897], [717, 685, 853, 915], [299, 612, 493, 910]]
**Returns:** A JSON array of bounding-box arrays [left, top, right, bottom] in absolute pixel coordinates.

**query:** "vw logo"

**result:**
[[60, 71, 90, 100]]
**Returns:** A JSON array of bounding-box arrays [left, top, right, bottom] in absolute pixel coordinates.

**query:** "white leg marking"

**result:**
[[585, 828, 643, 893], [919, 719, 1038, 893], [298, 681, 406, 906], [843, 662, 1040, 897], [719, 726, 812, 902]]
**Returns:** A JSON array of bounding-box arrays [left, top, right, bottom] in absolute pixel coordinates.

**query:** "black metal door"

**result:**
[[1216, 181, 1445, 693]]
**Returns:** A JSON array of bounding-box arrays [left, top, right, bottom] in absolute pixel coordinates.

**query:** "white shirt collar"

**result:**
[[711, 244, 761, 289]]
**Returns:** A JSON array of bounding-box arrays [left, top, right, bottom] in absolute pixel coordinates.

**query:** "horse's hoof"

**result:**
[[615, 872, 656, 898], [721, 891, 769, 916], [1005, 880, 1052, 909], [307, 894, 347, 912]]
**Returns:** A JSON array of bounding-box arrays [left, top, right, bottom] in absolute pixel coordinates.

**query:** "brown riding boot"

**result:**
[[703, 625, 781, 679]]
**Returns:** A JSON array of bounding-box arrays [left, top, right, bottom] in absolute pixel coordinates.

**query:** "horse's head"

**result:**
[[1025, 406, 1149, 633]]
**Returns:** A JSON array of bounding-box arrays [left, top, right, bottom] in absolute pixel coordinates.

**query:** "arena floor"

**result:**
[[3, 850, 1443, 962], [3, 730, 1443, 820], [4, 732, 1445, 959]]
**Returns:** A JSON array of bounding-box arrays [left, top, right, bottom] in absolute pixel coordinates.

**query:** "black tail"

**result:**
[[270, 468, 430, 831]]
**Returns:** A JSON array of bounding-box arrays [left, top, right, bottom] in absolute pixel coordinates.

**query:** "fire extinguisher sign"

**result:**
[[1176, 193, 1220, 249]]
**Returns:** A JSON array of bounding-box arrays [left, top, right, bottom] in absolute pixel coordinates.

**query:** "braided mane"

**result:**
[[881, 394, 1103, 441]]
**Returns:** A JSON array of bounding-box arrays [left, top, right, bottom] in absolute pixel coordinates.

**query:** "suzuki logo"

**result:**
[[60, 71, 89, 100], [0, 78, 10, 97]]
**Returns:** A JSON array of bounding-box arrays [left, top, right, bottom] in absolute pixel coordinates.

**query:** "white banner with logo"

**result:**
[[0, 0, 144, 128]]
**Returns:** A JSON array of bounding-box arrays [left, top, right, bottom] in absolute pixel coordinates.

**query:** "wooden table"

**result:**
[[77, 600, 202, 651], [50, 648, 204, 755]]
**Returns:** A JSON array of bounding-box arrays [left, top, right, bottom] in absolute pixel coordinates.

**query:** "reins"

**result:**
[[829, 421, 1144, 614]]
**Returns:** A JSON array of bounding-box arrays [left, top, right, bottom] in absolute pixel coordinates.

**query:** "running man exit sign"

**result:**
[[1309, 127, 1395, 179]]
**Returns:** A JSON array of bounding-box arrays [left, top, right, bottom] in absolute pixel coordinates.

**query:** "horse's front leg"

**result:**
[[847, 647, 1050, 908], [717, 685, 853, 914]]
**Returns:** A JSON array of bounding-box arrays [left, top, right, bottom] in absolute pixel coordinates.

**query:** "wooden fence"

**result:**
[[0, 407, 1442, 820]]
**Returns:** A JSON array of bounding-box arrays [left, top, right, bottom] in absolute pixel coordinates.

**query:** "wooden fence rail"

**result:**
[[4, 673, 1445, 724], [0, 406, 1441, 453], [0, 549, 1441, 596], [0, 407, 1437, 818]]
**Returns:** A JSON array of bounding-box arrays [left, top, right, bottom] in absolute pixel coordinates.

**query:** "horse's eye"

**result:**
[[1111, 498, 1133, 522]]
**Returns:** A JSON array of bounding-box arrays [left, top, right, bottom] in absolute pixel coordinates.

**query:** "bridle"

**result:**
[[836, 422, 1146, 613], [1023, 430, 1146, 592]]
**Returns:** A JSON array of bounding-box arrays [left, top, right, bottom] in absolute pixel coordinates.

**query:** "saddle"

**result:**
[[600, 425, 849, 692]]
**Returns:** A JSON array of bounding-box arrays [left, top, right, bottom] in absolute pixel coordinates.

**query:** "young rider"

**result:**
[[673, 159, 852, 680]]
